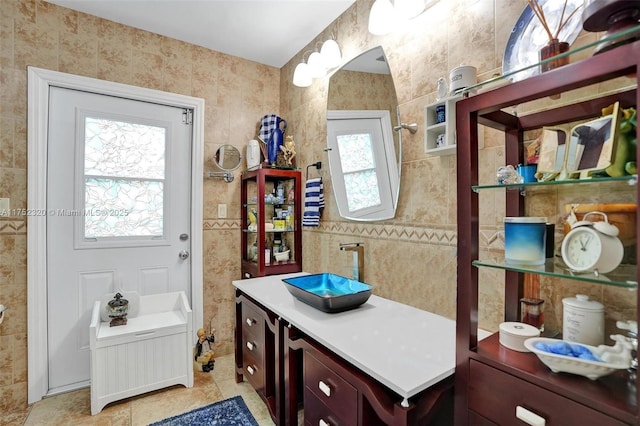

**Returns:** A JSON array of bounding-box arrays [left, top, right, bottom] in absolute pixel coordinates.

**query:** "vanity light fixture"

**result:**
[[292, 38, 342, 87], [369, 0, 440, 35], [320, 38, 342, 69], [293, 60, 312, 87], [307, 50, 327, 78]]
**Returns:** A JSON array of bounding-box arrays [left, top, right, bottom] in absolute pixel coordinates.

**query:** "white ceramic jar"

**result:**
[[449, 65, 477, 95], [246, 139, 261, 169], [562, 294, 604, 345]]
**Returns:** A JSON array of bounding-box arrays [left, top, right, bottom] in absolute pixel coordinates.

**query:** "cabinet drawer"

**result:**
[[304, 350, 357, 425], [241, 302, 264, 340], [242, 332, 264, 365], [304, 387, 345, 426], [243, 350, 264, 392], [469, 360, 626, 425]]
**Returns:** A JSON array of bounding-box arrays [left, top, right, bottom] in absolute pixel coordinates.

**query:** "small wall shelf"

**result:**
[[424, 95, 461, 156]]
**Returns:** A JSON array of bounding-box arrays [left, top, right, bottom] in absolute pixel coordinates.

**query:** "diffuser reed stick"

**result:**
[[527, 0, 582, 41]]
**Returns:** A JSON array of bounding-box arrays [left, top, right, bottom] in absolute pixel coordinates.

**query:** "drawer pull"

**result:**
[[319, 419, 330, 426], [134, 331, 156, 337], [245, 317, 256, 326], [318, 380, 331, 397], [516, 406, 545, 426], [247, 365, 256, 375], [246, 341, 255, 351]]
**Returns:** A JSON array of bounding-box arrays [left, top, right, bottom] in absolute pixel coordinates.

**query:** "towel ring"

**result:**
[[306, 161, 322, 180]]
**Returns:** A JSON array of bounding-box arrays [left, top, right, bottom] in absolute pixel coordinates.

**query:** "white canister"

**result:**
[[562, 294, 604, 345], [449, 65, 477, 95], [246, 139, 261, 169]]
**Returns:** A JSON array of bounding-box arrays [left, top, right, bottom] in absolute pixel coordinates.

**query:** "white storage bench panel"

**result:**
[[89, 291, 194, 415]]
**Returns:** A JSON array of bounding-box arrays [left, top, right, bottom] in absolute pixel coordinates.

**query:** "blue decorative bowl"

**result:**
[[282, 273, 372, 313]]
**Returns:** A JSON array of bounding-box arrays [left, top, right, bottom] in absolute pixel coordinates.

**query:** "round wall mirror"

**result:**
[[213, 144, 242, 171]]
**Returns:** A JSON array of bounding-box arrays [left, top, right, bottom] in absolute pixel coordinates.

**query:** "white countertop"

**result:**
[[233, 272, 486, 400]]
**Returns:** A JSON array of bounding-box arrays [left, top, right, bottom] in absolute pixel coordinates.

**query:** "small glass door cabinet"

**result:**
[[241, 167, 302, 278]]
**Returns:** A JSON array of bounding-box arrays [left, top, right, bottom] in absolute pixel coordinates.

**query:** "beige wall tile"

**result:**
[[2, 0, 636, 413]]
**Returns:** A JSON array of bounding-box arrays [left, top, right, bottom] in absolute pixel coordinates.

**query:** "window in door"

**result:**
[[78, 113, 168, 246]]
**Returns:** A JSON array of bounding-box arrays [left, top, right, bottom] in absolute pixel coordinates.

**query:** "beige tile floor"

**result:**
[[6, 354, 275, 426]]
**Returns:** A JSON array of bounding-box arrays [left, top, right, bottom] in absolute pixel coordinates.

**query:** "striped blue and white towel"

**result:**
[[302, 177, 324, 227]]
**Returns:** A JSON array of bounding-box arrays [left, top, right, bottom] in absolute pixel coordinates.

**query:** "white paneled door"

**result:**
[[46, 87, 192, 393]]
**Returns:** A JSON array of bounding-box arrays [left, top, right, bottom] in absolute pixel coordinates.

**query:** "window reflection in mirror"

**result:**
[[326, 46, 401, 221], [214, 144, 241, 171]]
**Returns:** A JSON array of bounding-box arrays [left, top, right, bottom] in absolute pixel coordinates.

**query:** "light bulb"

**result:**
[[320, 39, 341, 70], [292, 62, 312, 87], [368, 0, 397, 35], [307, 51, 326, 78]]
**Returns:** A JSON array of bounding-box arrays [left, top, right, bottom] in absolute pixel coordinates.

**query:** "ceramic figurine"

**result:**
[[106, 292, 128, 327], [280, 135, 296, 166], [194, 328, 215, 372]]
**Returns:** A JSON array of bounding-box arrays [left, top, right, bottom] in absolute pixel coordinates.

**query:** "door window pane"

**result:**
[[84, 178, 164, 238], [84, 117, 165, 178], [84, 117, 166, 238]]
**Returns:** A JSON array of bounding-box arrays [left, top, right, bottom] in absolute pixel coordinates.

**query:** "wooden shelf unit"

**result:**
[[455, 40, 639, 425]]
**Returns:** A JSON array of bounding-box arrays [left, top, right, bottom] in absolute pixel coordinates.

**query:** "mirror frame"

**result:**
[[326, 46, 402, 221], [209, 144, 242, 183]]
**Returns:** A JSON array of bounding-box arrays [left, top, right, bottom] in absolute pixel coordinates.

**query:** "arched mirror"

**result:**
[[326, 46, 402, 221], [209, 144, 242, 183]]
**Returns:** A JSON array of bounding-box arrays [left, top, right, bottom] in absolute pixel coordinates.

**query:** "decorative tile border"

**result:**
[[0, 219, 27, 234], [4, 217, 501, 251], [309, 221, 459, 246], [203, 219, 241, 231]]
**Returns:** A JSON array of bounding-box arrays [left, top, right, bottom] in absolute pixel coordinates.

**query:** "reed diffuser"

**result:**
[[527, 0, 582, 72]]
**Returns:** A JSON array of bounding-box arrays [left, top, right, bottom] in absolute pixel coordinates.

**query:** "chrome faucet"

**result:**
[[339, 243, 364, 282]]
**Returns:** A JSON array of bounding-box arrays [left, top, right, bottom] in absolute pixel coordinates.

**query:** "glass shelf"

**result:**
[[244, 202, 295, 207], [473, 257, 637, 289], [473, 175, 637, 192], [459, 24, 640, 96], [243, 229, 294, 234]]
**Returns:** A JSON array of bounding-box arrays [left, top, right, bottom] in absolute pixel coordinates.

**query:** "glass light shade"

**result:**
[[292, 62, 312, 87], [307, 51, 326, 78], [395, 0, 425, 19], [368, 0, 397, 35], [320, 39, 341, 70]]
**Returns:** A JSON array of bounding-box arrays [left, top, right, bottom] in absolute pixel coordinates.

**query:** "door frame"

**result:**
[[26, 67, 204, 403]]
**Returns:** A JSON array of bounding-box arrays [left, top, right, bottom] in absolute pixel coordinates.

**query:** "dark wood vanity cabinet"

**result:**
[[455, 40, 639, 425], [234, 293, 278, 422], [235, 285, 456, 426], [303, 349, 359, 426]]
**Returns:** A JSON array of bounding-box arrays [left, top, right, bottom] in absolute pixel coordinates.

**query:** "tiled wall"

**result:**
[[0, 0, 636, 416], [281, 0, 530, 317], [0, 0, 278, 413], [281, 1, 635, 339]]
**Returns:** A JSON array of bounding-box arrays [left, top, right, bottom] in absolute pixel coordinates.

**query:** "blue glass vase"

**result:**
[[268, 127, 283, 165]]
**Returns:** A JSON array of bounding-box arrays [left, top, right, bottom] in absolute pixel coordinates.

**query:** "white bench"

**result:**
[[89, 291, 194, 415]]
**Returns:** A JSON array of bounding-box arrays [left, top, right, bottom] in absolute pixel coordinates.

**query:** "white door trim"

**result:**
[[27, 67, 204, 404]]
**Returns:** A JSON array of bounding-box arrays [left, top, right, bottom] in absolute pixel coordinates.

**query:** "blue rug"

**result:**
[[149, 395, 260, 426]]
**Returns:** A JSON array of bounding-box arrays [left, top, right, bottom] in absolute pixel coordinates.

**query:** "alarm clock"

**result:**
[[561, 211, 624, 274]]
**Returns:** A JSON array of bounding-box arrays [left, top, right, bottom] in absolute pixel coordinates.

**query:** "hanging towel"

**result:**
[[302, 177, 324, 227], [258, 114, 287, 145]]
